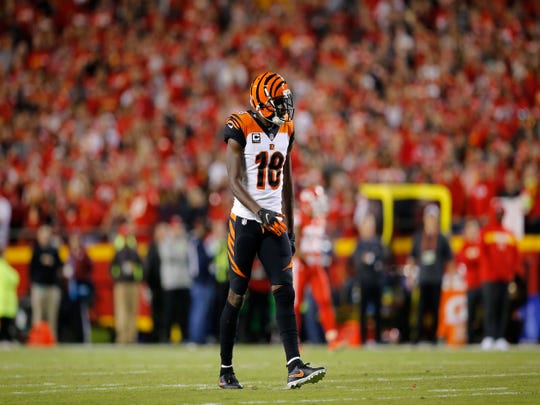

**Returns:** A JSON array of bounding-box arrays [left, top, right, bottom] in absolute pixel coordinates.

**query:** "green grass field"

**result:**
[[1, 343, 539, 404]]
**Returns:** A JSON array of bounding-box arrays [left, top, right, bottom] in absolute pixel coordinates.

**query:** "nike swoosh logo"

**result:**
[[291, 370, 304, 378], [265, 213, 270, 222]]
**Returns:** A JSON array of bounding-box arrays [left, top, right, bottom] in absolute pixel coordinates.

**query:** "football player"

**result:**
[[218, 72, 326, 389], [293, 185, 341, 349]]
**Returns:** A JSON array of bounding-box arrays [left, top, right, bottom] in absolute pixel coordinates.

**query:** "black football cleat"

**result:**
[[218, 372, 243, 389], [287, 362, 326, 389]]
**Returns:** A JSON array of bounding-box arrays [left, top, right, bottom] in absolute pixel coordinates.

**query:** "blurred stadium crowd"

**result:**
[[1, 0, 540, 243]]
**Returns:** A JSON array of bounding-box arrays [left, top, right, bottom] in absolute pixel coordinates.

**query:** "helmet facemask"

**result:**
[[264, 89, 294, 126]]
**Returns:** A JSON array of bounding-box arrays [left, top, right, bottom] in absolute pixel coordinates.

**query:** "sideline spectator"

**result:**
[[144, 222, 167, 343], [188, 218, 215, 344], [64, 233, 94, 343], [456, 219, 483, 344], [29, 225, 63, 340], [110, 223, 143, 344], [407, 204, 453, 344], [158, 216, 191, 343], [0, 250, 19, 342], [206, 219, 229, 340], [479, 199, 521, 351], [350, 214, 389, 345]]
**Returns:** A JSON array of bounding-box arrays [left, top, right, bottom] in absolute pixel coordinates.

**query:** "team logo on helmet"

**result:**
[[250, 72, 294, 126]]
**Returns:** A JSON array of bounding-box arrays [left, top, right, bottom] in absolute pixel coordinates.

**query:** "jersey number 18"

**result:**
[[255, 151, 285, 190]]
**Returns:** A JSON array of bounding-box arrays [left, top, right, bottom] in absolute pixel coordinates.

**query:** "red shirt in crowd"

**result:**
[[457, 240, 482, 290], [479, 203, 520, 284], [466, 180, 495, 221]]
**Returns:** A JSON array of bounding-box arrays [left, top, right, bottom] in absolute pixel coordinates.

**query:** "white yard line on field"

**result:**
[[10, 383, 212, 395], [238, 391, 530, 404], [324, 371, 540, 383], [371, 391, 528, 401], [428, 387, 508, 392], [0, 369, 152, 380]]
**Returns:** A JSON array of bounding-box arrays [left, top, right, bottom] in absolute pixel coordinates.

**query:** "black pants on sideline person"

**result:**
[[415, 283, 442, 344], [482, 281, 510, 340], [359, 284, 382, 344], [467, 288, 482, 343], [162, 288, 191, 342]]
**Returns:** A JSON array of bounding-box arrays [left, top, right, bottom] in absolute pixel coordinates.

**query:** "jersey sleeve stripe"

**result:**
[[227, 114, 242, 129]]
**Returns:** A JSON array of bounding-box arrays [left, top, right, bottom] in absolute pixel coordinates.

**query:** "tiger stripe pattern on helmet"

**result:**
[[250, 72, 283, 107], [249, 71, 294, 124]]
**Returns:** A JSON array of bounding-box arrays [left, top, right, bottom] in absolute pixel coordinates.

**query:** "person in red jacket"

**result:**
[[456, 219, 482, 344], [479, 199, 520, 351]]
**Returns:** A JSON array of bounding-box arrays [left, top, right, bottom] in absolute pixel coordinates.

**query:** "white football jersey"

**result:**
[[224, 111, 294, 222]]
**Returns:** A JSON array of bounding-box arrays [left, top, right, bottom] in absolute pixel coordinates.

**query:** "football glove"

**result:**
[[288, 231, 296, 255], [258, 208, 287, 236]]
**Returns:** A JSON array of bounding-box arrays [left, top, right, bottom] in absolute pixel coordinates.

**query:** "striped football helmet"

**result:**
[[249, 71, 294, 126]]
